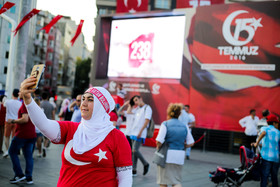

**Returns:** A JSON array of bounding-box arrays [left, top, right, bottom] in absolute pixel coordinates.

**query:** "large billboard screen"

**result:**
[[108, 16, 186, 79]]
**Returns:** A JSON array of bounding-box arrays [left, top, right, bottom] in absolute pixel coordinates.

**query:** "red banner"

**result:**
[[188, 2, 280, 131], [41, 15, 63, 33], [116, 0, 148, 13], [0, 1, 15, 15], [176, 0, 224, 8], [70, 19, 84, 46], [13, 8, 40, 36]]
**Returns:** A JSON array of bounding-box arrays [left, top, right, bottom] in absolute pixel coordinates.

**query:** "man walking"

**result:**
[[40, 92, 55, 157], [185, 105, 195, 159], [3, 89, 22, 157], [128, 95, 152, 176], [252, 114, 280, 187], [69, 94, 82, 123], [8, 92, 36, 184]]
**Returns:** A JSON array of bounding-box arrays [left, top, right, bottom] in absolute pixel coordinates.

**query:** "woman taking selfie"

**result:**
[[20, 76, 132, 186]]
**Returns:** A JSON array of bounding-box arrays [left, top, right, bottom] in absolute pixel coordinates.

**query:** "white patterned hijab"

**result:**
[[73, 87, 115, 154]]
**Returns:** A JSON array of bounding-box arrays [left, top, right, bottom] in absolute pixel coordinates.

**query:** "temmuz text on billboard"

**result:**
[[219, 10, 262, 61]]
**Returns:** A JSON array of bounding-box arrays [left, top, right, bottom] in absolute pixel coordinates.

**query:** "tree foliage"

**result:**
[[72, 58, 91, 97]]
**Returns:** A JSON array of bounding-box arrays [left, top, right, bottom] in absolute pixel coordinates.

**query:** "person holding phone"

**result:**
[[117, 96, 138, 148], [19, 76, 133, 186]]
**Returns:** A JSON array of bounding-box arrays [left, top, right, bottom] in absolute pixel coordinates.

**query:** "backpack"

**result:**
[[144, 105, 155, 138]]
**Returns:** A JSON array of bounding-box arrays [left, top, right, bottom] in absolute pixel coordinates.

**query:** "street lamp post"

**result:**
[[0, 13, 18, 99]]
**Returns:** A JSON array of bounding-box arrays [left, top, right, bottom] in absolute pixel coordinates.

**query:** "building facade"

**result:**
[[33, 10, 62, 97], [0, 0, 37, 97]]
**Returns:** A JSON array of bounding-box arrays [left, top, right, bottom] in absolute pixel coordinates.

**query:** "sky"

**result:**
[[36, 0, 97, 51]]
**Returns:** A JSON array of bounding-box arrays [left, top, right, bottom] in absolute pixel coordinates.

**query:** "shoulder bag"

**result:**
[[152, 122, 168, 168]]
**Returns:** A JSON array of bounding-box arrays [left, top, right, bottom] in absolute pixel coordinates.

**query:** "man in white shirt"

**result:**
[[3, 89, 22, 157], [118, 97, 137, 148], [185, 105, 196, 159], [178, 105, 189, 127], [116, 83, 127, 109], [239, 109, 259, 148], [117, 83, 127, 100], [127, 95, 152, 177]]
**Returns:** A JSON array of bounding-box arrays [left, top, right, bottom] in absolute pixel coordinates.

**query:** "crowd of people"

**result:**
[[239, 109, 280, 187], [116, 94, 196, 186], [0, 76, 279, 187], [0, 77, 197, 186]]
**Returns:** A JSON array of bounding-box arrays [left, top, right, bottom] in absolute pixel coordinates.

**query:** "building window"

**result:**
[[7, 35, 11, 44], [155, 0, 171, 9], [50, 40, 54, 48], [34, 46, 38, 55], [41, 18, 44, 26], [5, 51, 9, 59], [4, 67, 7, 74], [48, 66, 52, 73], [10, 6, 16, 14], [99, 9, 107, 15], [48, 53, 53, 60], [8, 23, 12, 29], [45, 79, 49, 85]]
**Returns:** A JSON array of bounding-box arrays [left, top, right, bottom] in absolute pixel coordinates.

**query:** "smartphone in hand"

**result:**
[[30, 64, 45, 89]]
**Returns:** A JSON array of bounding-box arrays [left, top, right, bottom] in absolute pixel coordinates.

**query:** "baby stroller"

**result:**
[[209, 146, 261, 187]]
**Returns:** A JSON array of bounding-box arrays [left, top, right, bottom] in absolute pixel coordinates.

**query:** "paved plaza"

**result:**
[[0, 142, 271, 187]]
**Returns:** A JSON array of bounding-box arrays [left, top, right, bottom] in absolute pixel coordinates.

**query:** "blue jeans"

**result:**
[[132, 140, 148, 171], [261, 159, 279, 187], [9, 136, 36, 178]]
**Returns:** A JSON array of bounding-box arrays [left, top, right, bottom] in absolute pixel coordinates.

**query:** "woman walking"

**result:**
[[155, 103, 194, 187]]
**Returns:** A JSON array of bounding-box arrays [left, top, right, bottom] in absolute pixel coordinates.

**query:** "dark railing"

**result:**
[[192, 128, 247, 154]]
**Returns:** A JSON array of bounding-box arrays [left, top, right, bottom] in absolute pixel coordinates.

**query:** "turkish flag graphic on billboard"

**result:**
[[188, 2, 280, 131], [117, 0, 148, 13]]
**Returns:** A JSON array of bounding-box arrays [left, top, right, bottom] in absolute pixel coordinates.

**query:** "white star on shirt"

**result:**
[[94, 149, 108, 162]]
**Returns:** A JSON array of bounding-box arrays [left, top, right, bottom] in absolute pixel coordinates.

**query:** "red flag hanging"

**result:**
[[70, 19, 84, 46], [13, 8, 40, 36], [40, 15, 63, 33], [116, 0, 148, 13], [0, 1, 15, 15], [176, 0, 224, 8]]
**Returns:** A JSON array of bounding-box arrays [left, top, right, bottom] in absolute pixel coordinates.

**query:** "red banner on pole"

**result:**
[[70, 19, 84, 46], [41, 15, 63, 34], [13, 8, 40, 36], [116, 0, 148, 13], [0, 1, 15, 15], [176, 0, 224, 8]]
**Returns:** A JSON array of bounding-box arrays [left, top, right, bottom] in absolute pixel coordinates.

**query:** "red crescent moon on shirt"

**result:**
[[64, 140, 91, 166]]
